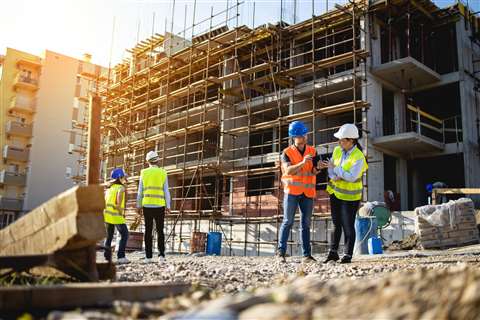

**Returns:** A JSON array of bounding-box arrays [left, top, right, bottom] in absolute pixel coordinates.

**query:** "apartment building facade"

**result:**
[[0, 48, 107, 226]]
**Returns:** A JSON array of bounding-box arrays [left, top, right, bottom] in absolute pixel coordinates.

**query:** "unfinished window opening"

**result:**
[[408, 153, 465, 208], [410, 82, 462, 143], [249, 129, 274, 157], [382, 87, 395, 136], [246, 163, 276, 197], [177, 175, 218, 212]]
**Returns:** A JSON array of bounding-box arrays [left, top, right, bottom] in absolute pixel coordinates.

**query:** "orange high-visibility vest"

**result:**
[[281, 145, 316, 198]]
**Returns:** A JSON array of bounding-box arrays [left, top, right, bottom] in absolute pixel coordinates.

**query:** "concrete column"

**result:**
[[456, 20, 480, 188], [360, 16, 385, 202], [368, 22, 382, 68], [396, 158, 408, 210], [410, 166, 423, 208], [394, 93, 406, 134], [363, 75, 385, 202]]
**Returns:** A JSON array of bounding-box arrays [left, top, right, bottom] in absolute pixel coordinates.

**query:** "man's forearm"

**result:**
[[285, 162, 305, 175]]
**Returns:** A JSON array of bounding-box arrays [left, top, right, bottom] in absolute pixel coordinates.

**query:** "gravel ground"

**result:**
[[112, 250, 480, 293], [44, 248, 480, 319]]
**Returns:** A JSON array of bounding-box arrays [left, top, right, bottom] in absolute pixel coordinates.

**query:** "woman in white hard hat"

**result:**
[[319, 124, 368, 264]]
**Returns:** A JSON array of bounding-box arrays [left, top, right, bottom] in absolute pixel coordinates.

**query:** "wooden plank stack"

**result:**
[[0, 186, 111, 281], [0, 185, 105, 255], [415, 198, 480, 249]]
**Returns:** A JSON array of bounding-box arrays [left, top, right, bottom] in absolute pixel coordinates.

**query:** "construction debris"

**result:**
[[386, 233, 419, 251]]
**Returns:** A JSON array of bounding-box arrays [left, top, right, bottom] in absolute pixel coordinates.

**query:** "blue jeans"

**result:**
[[104, 223, 129, 260], [278, 193, 313, 257]]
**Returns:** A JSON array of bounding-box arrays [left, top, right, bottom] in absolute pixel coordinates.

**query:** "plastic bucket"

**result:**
[[206, 232, 222, 255], [354, 216, 378, 255], [368, 236, 383, 254]]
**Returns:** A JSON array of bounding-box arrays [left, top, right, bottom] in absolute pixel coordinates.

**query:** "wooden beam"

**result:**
[[432, 188, 480, 204], [0, 282, 190, 312], [87, 95, 102, 185], [410, 0, 434, 20]]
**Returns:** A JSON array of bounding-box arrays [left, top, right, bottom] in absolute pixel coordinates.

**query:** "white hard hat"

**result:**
[[146, 150, 159, 162], [333, 124, 359, 139]]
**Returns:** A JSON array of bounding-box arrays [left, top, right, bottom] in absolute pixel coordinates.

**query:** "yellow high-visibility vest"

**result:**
[[103, 184, 126, 224], [140, 167, 167, 207], [326, 146, 368, 201]]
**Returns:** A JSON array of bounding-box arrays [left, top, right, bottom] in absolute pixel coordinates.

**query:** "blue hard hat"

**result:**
[[288, 121, 308, 137], [426, 183, 433, 193], [111, 168, 126, 180]]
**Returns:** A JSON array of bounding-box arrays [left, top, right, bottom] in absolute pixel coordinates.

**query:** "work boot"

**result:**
[[276, 250, 286, 263], [340, 255, 352, 264], [116, 257, 130, 265], [323, 251, 340, 263], [141, 258, 154, 264], [302, 255, 317, 264]]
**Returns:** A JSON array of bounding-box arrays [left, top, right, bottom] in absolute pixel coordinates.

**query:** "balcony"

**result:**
[[0, 196, 24, 211], [9, 97, 36, 114], [0, 170, 27, 187], [13, 73, 39, 91], [75, 84, 89, 102], [373, 105, 463, 158], [79, 62, 100, 79], [6, 121, 33, 138], [371, 57, 440, 90], [3, 145, 30, 162], [16, 58, 41, 70]]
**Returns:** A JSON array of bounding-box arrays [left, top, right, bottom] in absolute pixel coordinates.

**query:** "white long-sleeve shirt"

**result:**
[[328, 146, 364, 182]]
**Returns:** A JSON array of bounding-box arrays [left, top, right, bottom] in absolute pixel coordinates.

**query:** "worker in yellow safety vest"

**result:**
[[277, 121, 325, 263], [321, 123, 368, 264], [103, 168, 130, 264], [136, 151, 171, 264]]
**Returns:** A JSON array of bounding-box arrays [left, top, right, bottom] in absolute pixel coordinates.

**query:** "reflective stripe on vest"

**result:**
[[281, 145, 316, 198], [141, 167, 167, 207], [103, 184, 126, 224], [326, 146, 368, 201]]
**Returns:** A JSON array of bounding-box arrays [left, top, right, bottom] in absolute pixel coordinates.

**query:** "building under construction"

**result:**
[[97, 0, 480, 255]]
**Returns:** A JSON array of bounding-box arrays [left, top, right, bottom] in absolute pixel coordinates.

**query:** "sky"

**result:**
[[0, 0, 478, 67]]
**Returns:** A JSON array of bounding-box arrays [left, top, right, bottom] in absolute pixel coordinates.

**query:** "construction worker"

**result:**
[[322, 123, 368, 264], [277, 120, 323, 263], [137, 150, 171, 263], [103, 168, 130, 265]]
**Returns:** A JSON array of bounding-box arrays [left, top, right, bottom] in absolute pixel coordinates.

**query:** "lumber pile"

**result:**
[[415, 198, 480, 249], [0, 186, 111, 281]]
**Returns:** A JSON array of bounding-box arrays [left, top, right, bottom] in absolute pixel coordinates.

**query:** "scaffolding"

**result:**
[[101, 0, 370, 255]]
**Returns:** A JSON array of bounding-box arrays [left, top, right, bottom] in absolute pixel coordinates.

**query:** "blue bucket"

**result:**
[[206, 232, 222, 255], [354, 217, 378, 255], [368, 236, 383, 255]]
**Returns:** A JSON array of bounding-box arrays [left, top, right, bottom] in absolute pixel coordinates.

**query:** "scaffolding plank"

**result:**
[[217, 62, 273, 82]]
